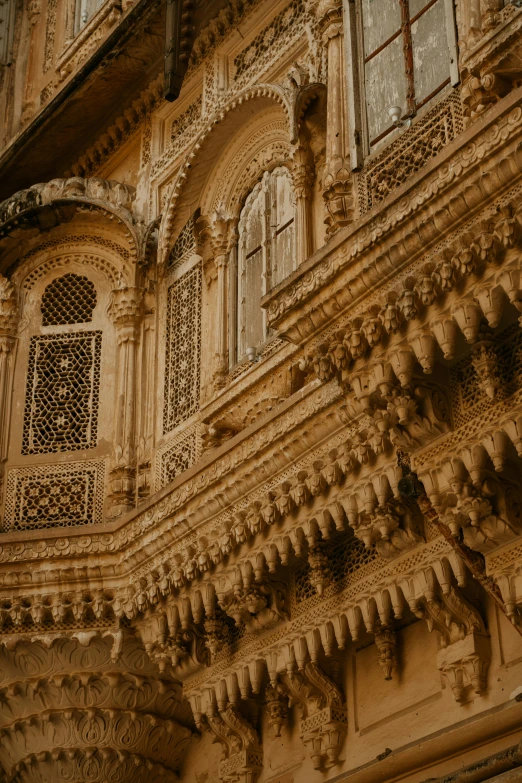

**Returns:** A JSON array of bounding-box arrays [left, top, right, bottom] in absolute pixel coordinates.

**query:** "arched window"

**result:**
[[22, 274, 101, 455], [3, 263, 113, 534], [236, 166, 295, 360]]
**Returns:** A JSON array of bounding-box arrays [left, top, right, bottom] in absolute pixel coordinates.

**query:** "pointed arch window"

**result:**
[[236, 166, 296, 361]]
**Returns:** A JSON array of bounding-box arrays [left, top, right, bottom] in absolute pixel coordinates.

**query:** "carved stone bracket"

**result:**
[[219, 580, 288, 633], [420, 463, 521, 554], [408, 578, 491, 703], [281, 661, 347, 770], [461, 5, 522, 121], [205, 704, 263, 783]]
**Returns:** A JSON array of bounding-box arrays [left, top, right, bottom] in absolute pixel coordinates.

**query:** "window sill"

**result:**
[[358, 86, 463, 214]]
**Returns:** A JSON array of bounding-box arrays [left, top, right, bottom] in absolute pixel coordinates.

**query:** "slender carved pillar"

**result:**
[[313, 0, 353, 234], [0, 276, 18, 506], [291, 138, 315, 265], [108, 286, 145, 516], [136, 293, 156, 501], [209, 216, 235, 391], [20, 0, 42, 126]]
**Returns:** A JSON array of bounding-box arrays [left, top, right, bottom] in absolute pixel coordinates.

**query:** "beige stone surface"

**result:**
[[0, 0, 521, 781]]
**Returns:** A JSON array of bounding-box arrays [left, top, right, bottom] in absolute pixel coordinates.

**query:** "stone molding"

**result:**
[[262, 91, 522, 343]]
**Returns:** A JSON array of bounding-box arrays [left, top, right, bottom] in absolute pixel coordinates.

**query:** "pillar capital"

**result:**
[[109, 286, 145, 331], [0, 275, 19, 340], [309, 0, 343, 37]]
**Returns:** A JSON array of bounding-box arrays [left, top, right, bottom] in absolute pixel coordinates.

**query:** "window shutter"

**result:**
[[343, 0, 364, 169]]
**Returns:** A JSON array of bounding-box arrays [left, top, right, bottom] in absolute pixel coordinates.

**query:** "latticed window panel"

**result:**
[[167, 215, 197, 273], [22, 332, 102, 455], [450, 323, 522, 428], [163, 265, 202, 433], [41, 273, 97, 325], [170, 97, 202, 142], [293, 529, 379, 607], [158, 425, 200, 489], [358, 91, 463, 212], [3, 460, 105, 532]]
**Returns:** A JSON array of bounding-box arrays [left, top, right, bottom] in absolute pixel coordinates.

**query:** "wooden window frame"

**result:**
[[234, 168, 296, 364], [343, 0, 459, 166]]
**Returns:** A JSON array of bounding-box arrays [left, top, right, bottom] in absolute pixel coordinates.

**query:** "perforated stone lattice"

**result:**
[[163, 264, 202, 433], [170, 97, 203, 142], [450, 323, 522, 428], [22, 331, 102, 455], [359, 91, 464, 213], [293, 530, 379, 606], [233, 0, 305, 79], [41, 274, 97, 325], [159, 425, 200, 489], [167, 216, 197, 273], [3, 460, 105, 532]]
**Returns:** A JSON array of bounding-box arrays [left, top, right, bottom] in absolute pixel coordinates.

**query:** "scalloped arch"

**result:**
[[0, 177, 141, 272], [158, 84, 293, 266]]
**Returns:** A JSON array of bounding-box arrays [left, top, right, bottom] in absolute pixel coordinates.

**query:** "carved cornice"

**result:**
[[0, 177, 139, 263], [262, 90, 522, 343], [69, 76, 164, 178]]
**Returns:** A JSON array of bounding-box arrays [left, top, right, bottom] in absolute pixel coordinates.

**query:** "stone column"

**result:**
[[314, 0, 353, 234], [108, 286, 145, 516], [0, 276, 18, 506], [291, 139, 315, 265], [20, 0, 43, 126], [209, 216, 235, 391], [136, 289, 156, 502]]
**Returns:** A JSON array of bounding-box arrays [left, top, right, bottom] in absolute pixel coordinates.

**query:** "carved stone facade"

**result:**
[[0, 1, 522, 783]]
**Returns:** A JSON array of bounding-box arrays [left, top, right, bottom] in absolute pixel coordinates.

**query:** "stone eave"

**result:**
[[0, 1, 232, 201], [0, 0, 164, 200], [0, 378, 343, 589], [261, 85, 522, 346]]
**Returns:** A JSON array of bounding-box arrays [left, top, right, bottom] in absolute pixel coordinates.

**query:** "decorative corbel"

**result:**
[[281, 660, 347, 770], [265, 682, 289, 737], [219, 581, 288, 632], [374, 626, 397, 680], [432, 465, 521, 553], [413, 580, 490, 703], [205, 702, 263, 783]]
